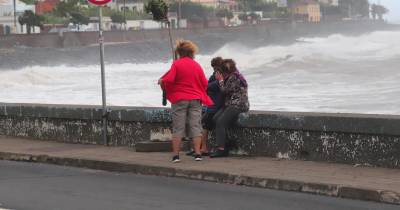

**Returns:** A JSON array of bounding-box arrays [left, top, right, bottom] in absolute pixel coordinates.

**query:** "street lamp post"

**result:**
[[88, 0, 111, 147], [99, 6, 108, 145], [123, 0, 127, 30], [177, 0, 181, 28], [13, 0, 17, 33]]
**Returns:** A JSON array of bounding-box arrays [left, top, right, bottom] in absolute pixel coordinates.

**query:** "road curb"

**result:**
[[0, 152, 399, 205]]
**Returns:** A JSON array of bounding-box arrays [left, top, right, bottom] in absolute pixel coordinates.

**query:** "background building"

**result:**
[[0, 0, 36, 34], [291, 0, 321, 22], [189, 0, 237, 10], [109, 0, 145, 13], [319, 0, 339, 7]]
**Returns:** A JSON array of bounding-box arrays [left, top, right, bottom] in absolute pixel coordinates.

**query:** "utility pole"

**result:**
[[177, 0, 181, 28], [123, 0, 127, 30], [13, 0, 17, 33], [348, 3, 352, 19], [98, 6, 108, 146]]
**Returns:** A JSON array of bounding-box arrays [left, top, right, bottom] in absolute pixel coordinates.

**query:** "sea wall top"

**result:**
[[1, 103, 400, 136]]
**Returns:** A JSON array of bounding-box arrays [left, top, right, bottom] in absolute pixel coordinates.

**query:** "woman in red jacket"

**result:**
[[159, 40, 213, 163]]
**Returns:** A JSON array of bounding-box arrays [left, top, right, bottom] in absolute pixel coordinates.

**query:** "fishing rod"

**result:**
[[145, 0, 176, 106]]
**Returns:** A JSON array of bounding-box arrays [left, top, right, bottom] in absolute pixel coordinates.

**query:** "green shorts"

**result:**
[[171, 100, 202, 138]]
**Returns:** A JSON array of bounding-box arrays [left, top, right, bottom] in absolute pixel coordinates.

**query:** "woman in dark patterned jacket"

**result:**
[[210, 59, 249, 158]]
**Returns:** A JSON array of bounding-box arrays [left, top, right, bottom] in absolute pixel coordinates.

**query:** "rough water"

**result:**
[[1, 30, 400, 114]]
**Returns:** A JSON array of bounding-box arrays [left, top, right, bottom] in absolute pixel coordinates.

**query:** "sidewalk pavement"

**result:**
[[0, 136, 399, 205]]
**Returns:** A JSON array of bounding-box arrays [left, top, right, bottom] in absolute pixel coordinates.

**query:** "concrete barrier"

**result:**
[[0, 103, 399, 169]]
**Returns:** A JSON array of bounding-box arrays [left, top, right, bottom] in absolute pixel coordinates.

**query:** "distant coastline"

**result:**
[[0, 21, 399, 70], [0, 21, 399, 49]]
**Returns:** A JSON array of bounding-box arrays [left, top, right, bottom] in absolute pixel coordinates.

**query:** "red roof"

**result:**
[[35, 0, 60, 15]]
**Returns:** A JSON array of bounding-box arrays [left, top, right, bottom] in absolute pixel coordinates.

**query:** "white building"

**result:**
[[0, 0, 36, 34], [109, 0, 145, 13], [319, 0, 339, 6], [0, 0, 36, 16]]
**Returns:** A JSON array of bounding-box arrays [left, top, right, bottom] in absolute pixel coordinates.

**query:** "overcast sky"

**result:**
[[369, 0, 400, 22]]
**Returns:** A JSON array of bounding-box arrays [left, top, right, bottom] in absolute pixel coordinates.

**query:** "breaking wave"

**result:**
[[1, 30, 400, 114]]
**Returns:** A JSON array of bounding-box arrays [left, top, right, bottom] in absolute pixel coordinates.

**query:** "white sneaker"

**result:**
[[194, 154, 203, 161], [172, 155, 180, 163]]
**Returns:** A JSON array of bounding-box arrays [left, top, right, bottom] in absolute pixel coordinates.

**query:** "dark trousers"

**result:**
[[213, 106, 241, 148]]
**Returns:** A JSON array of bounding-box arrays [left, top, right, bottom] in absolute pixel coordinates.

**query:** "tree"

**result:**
[[371, 4, 389, 21], [371, 4, 377, 20], [20, 0, 36, 4], [169, 2, 212, 22], [53, 0, 80, 18], [320, 4, 341, 16], [237, 0, 277, 12], [18, 10, 44, 34], [145, 0, 169, 21], [237, 0, 263, 11], [238, 13, 247, 22], [339, 0, 369, 18], [111, 13, 126, 30], [249, 12, 261, 23], [52, 0, 89, 29], [216, 8, 233, 20], [70, 12, 89, 30]]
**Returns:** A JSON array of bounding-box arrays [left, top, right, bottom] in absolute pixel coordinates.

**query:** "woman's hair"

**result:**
[[222, 59, 237, 74], [175, 39, 198, 59], [211, 57, 224, 72]]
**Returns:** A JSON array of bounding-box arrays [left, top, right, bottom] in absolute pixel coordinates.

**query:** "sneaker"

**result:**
[[210, 149, 229, 158], [194, 154, 203, 161], [187, 151, 209, 157], [172, 155, 180, 163]]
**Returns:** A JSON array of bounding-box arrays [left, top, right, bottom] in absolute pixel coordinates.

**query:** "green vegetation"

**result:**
[[19, 0, 36, 5], [110, 12, 126, 30], [371, 4, 389, 21], [53, 0, 80, 17], [110, 13, 126, 24], [18, 10, 44, 34], [169, 1, 213, 22], [70, 12, 89, 30], [145, 0, 169, 21], [320, 4, 341, 16], [41, 0, 150, 26], [237, 0, 277, 12], [215, 8, 233, 20], [51, 0, 89, 28], [18, 0, 390, 30], [42, 13, 65, 24], [338, 0, 370, 18]]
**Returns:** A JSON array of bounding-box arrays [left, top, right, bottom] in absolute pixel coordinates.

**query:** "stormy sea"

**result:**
[[1, 29, 400, 114]]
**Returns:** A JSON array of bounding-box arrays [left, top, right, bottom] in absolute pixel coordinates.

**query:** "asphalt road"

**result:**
[[0, 160, 398, 210]]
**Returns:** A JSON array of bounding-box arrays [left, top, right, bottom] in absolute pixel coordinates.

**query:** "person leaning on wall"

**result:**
[[159, 40, 213, 163], [211, 59, 250, 158]]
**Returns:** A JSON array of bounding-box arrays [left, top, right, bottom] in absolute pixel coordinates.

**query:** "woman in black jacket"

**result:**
[[187, 57, 224, 156]]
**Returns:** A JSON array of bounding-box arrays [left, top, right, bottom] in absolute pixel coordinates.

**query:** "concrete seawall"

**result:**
[[1, 21, 399, 48], [0, 103, 399, 169]]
